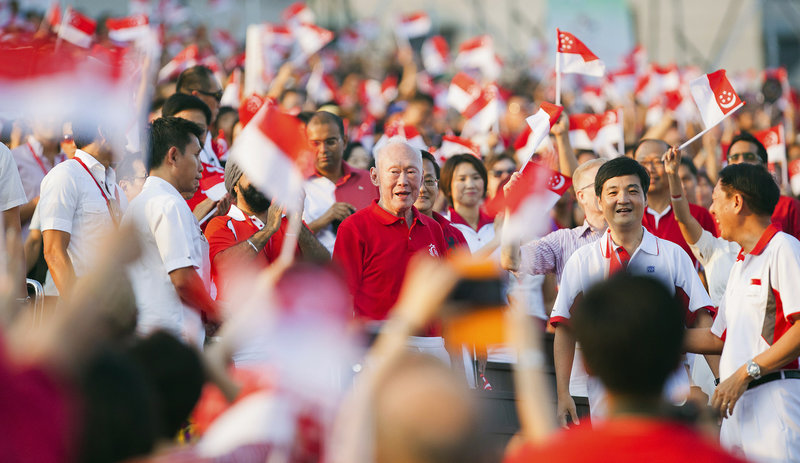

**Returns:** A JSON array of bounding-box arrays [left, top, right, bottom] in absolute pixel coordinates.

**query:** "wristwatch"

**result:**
[[746, 359, 762, 380]]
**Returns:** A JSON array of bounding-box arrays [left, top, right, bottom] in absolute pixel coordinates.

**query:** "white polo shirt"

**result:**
[[711, 225, 800, 380], [551, 226, 715, 416], [0, 142, 26, 212], [38, 149, 126, 282], [11, 137, 66, 238], [123, 176, 210, 348]]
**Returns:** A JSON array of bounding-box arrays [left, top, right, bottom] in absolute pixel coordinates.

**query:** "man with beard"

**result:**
[[204, 160, 329, 300]]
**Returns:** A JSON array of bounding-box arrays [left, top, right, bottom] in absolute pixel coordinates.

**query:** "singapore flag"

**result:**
[[689, 69, 744, 129], [556, 29, 605, 77], [520, 102, 563, 166]]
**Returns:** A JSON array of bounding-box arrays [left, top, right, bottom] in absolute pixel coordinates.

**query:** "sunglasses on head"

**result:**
[[192, 88, 224, 102]]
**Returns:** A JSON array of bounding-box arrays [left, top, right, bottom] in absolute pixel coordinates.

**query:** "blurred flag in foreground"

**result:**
[[422, 35, 450, 76], [106, 14, 149, 43], [520, 102, 563, 166], [58, 7, 96, 48], [229, 103, 313, 212], [395, 11, 431, 41]]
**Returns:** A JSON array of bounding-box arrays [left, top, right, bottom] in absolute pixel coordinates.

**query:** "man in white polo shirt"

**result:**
[[685, 163, 800, 462], [123, 117, 220, 348], [39, 121, 127, 298], [551, 156, 715, 425]]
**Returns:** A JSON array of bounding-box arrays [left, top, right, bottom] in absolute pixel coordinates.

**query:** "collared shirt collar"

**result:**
[[311, 161, 358, 187], [369, 200, 424, 226], [646, 204, 672, 221], [75, 149, 117, 190], [601, 226, 657, 258], [144, 175, 182, 199], [448, 207, 494, 229], [736, 224, 781, 261], [227, 204, 265, 229]]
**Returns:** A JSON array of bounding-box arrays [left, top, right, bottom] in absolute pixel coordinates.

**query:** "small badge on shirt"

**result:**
[[428, 243, 439, 257], [647, 266, 655, 273], [751, 278, 761, 286]]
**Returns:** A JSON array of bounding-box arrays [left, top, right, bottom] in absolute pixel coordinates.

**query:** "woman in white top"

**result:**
[[439, 154, 501, 256]]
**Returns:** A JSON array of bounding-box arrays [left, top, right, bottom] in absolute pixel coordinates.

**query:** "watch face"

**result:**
[[747, 362, 760, 377]]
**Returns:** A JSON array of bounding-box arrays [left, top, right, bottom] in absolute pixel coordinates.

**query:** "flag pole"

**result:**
[[554, 46, 562, 106], [678, 102, 743, 151]]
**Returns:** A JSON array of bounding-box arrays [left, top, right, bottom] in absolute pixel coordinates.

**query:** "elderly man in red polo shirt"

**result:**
[[303, 111, 378, 254], [333, 140, 448, 360]]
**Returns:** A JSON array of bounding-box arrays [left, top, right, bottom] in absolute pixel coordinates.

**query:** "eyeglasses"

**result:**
[[577, 182, 595, 192], [491, 168, 516, 178], [423, 178, 439, 188], [191, 88, 224, 102], [727, 152, 760, 163]]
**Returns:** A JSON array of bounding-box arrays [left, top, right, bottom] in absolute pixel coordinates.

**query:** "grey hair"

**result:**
[[573, 157, 607, 191], [375, 138, 423, 170]]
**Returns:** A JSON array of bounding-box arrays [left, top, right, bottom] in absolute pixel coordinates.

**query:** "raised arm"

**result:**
[[551, 114, 578, 177], [662, 147, 703, 245]]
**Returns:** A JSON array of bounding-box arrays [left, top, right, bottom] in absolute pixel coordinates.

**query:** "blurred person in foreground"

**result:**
[[685, 163, 800, 462], [726, 131, 800, 240], [123, 117, 219, 348], [505, 274, 747, 463], [333, 140, 447, 358], [551, 157, 716, 425]]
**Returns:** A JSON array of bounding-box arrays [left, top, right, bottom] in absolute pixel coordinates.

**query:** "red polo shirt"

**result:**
[[432, 211, 468, 253], [205, 206, 299, 299], [333, 201, 447, 322], [772, 195, 800, 240], [642, 203, 716, 267], [310, 162, 378, 211]]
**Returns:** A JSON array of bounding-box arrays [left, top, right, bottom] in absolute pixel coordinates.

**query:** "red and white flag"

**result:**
[[519, 102, 563, 166], [789, 159, 800, 196], [569, 109, 623, 157], [455, 35, 501, 81], [422, 35, 450, 76], [229, 103, 313, 212], [556, 29, 605, 77], [282, 2, 315, 26], [381, 75, 398, 103], [461, 86, 499, 136], [106, 14, 149, 43], [41, 1, 61, 33], [447, 72, 481, 113], [291, 23, 333, 61], [306, 66, 338, 104], [437, 135, 480, 162], [635, 64, 680, 104], [372, 122, 426, 159], [580, 85, 606, 113], [754, 125, 787, 165], [220, 67, 242, 109], [58, 7, 96, 48], [157, 44, 198, 82], [395, 12, 431, 40], [689, 69, 744, 129], [487, 161, 572, 240], [359, 79, 387, 118]]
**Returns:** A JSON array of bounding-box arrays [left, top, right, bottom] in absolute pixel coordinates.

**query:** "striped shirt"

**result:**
[[518, 221, 603, 282]]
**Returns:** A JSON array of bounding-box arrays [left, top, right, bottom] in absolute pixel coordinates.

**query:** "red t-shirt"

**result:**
[[431, 211, 469, 253], [772, 195, 800, 240], [504, 417, 747, 463], [642, 203, 717, 267], [204, 207, 299, 299], [333, 201, 446, 322]]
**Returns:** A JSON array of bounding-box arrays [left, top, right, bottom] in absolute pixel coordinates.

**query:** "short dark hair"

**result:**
[[729, 131, 768, 165], [718, 163, 780, 217], [175, 65, 216, 94], [307, 110, 345, 139], [147, 117, 204, 170], [420, 150, 440, 179], [595, 156, 650, 199], [440, 154, 488, 203], [679, 157, 698, 179], [127, 331, 205, 439], [71, 116, 104, 149], [161, 93, 212, 125], [573, 274, 685, 397]]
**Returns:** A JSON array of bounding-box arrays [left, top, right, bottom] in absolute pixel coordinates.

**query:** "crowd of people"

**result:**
[[1, 1, 800, 462]]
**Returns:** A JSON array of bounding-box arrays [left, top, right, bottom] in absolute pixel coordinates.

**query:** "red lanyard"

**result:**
[[74, 157, 120, 225], [28, 142, 65, 175]]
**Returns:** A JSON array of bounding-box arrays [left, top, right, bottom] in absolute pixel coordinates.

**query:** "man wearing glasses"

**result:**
[[414, 150, 467, 252], [635, 139, 717, 267], [726, 131, 800, 240]]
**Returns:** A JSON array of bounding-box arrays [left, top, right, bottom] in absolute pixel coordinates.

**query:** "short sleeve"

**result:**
[[549, 252, 582, 327], [710, 296, 727, 339], [38, 166, 77, 233], [771, 237, 800, 322], [688, 229, 719, 268], [672, 245, 715, 323], [0, 143, 27, 211], [149, 199, 199, 273], [204, 216, 238, 265]]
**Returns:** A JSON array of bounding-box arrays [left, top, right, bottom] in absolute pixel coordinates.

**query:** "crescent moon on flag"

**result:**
[[549, 174, 565, 190], [718, 91, 737, 109]]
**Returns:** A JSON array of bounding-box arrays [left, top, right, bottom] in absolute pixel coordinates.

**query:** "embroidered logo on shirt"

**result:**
[[751, 278, 761, 286], [647, 266, 655, 273], [429, 244, 439, 257]]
